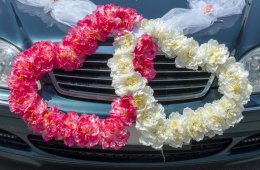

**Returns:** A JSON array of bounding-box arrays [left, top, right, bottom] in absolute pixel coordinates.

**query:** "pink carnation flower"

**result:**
[[133, 34, 158, 81], [99, 118, 129, 150], [110, 96, 136, 126], [74, 114, 100, 148]]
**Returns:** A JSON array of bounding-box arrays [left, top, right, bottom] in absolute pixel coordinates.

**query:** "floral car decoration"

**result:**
[[8, 3, 252, 150]]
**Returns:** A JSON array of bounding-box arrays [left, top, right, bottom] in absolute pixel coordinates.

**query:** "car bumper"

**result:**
[[0, 89, 260, 169]]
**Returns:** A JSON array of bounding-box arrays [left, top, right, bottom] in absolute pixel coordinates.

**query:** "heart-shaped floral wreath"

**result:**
[[8, 4, 252, 150]]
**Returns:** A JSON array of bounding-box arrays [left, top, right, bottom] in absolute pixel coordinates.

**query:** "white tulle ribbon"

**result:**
[[17, 0, 245, 34], [162, 0, 246, 34], [17, 0, 97, 26]]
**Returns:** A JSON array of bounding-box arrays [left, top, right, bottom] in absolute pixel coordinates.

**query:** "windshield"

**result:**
[[91, 0, 188, 19]]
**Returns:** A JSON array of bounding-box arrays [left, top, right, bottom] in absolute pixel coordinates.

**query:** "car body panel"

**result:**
[[0, 112, 259, 168], [0, 0, 260, 168], [0, 0, 246, 49]]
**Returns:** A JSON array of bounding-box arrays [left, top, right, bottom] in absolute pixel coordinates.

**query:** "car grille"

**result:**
[[231, 133, 260, 153], [50, 47, 213, 102], [28, 135, 231, 162], [0, 129, 29, 150]]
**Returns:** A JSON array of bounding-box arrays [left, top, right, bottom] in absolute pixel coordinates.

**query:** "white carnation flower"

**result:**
[[107, 52, 134, 76], [157, 29, 184, 58], [141, 19, 165, 38], [112, 72, 147, 97], [201, 103, 226, 137], [175, 38, 203, 70], [139, 119, 170, 150], [197, 39, 229, 73], [158, 38, 177, 58], [136, 103, 165, 130], [166, 112, 190, 148], [132, 86, 157, 111], [183, 108, 207, 141], [139, 131, 164, 150], [139, 135, 155, 147], [113, 32, 135, 53], [217, 96, 244, 127], [218, 57, 253, 104]]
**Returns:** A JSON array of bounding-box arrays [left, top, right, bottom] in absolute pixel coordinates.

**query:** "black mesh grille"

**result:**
[[0, 129, 29, 150], [28, 135, 231, 162], [50, 54, 213, 101], [231, 133, 260, 153]]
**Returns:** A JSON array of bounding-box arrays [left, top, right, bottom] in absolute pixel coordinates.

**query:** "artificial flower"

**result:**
[[112, 72, 147, 96], [197, 39, 229, 73]]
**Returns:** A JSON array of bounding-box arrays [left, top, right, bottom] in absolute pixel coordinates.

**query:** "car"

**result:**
[[0, 0, 260, 169]]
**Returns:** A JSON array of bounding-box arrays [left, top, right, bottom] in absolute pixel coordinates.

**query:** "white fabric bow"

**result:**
[[17, 0, 245, 34], [162, 0, 246, 34], [17, 0, 97, 26]]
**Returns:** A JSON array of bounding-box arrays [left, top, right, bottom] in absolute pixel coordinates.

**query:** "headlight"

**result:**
[[240, 47, 260, 93], [0, 40, 20, 88]]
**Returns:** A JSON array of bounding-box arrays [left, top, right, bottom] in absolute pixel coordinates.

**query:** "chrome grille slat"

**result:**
[[151, 77, 209, 82], [76, 68, 110, 72], [50, 48, 213, 102], [57, 81, 206, 91], [75, 68, 207, 73], [58, 82, 114, 90], [54, 73, 210, 82], [84, 60, 176, 65], [55, 74, 112, 81], [151, 85, 205, 91]]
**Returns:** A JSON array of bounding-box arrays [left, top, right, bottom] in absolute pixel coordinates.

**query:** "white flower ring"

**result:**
[[109, 19, 253, 150]]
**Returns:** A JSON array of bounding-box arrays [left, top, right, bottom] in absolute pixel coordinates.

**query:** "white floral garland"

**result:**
[[108, 19, 252, 150]]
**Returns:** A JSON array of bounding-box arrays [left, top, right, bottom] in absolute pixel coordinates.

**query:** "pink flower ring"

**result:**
[[8, 4, 143, 150]]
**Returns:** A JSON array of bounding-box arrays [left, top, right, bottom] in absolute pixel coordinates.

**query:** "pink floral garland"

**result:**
[[133, 34, 158, 81], [8, 4, 153, 150]]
